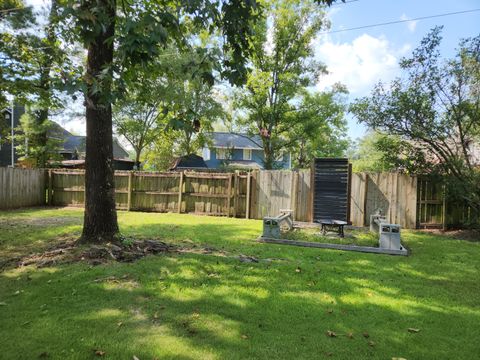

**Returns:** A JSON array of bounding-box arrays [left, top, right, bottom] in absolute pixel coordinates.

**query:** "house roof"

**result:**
[[169, 154, 208, 170], [207, 132, 263, 150], [49, 121, 130, 159]]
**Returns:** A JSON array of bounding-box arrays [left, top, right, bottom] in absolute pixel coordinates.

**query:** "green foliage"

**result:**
[[141, 132, 175, 171], [14, 111, 63, 167], [288, 87, 349, 168], [114, 46, 224, 168], [350, 131, 426, 173], [351, 27, 480, 210], [236, 0, 347, 168]]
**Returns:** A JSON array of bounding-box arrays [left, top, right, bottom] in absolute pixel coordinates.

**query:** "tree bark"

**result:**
[[79, 0, 119, 244]]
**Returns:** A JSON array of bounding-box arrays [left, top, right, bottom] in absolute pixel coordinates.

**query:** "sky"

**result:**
[[314, 0, 480, 140], [25, 0, 480, 141]]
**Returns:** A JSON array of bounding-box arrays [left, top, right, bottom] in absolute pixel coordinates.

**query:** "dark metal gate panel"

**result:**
[[311, 158, 351, 222]]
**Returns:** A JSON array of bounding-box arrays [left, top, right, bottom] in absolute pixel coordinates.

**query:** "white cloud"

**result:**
[[314, 34, 411, 96], [400, 13, 418, 33]]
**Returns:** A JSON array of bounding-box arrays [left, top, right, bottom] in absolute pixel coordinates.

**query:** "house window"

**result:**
[[202, 148, 210, 161], [216, 148, 227, 160], [243, 149, 252, 160]]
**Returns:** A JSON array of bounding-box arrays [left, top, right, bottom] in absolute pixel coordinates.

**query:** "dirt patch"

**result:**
[[0, 239, 176, 270], [1, 238, 279, 271], [420, 229, 480, 242]]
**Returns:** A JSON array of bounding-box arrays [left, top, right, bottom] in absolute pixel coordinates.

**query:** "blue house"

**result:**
[[202, 132, 291, 170]]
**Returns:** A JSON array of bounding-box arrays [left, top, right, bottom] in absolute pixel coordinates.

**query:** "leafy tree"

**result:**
[[114, 46, 224, 168], [1, 0, 73, 167], [141, 132, 175, 171], [351, 27, 480, 211], [288, 86, 349, 168], [0, 1, 36, 109], [14, 110, 63, 167], [239, 0, 344, 169], [57, 0, 341, 244], [348, 131, 425, 173], [59, 0, 262, 243]]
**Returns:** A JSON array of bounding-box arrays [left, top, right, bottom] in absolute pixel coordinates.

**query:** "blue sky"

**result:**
[[314, 0, 480, 140], [26, 0, 480, 141]]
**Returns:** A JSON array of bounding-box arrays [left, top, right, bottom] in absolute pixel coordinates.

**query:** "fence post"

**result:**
[[246, 172, 251, 219], [233, 171, 239, 218], [363, 173, 369, 226], [347, 163, 352, 224], [290, 170, 298, 221], [177, 171, 184, 213], [226, 173, 232, 217], [47, 169, 53, 205], [127, 171, 133, 211]]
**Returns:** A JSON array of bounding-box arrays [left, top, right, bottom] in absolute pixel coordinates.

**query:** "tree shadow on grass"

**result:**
[[1, 237, 479, 360], [0, 214, 479, 359]]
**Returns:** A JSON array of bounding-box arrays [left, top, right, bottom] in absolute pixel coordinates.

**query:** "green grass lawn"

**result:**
[[1, 208, 479, 360]]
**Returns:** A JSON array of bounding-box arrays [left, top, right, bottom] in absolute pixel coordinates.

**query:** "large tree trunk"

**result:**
[[79, 0, 119, 244]]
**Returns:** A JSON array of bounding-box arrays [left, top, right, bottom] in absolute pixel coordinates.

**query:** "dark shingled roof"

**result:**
[[49, 121, 130, 159], [207, 132, 262, 150], [170, 154, 208, 170]]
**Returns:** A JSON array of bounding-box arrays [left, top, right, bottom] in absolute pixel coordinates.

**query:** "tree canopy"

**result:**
[[351, 27, 480, 210], [236, 0, 347, 169]]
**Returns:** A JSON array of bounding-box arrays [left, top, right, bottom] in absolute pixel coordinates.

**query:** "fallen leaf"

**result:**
[[325, 352, 333, 357], [326, 330, 337, 338], [295, 267, 301, 273], [392, 358, 407, 360], [38, 352, 49, 358], [117, 321, 123, 327], [0, 302, 6, 306], [153, 312, 159, 319], [368, 341, 376, 347], [241, 334, 249, 339], [133, 356, 140, 360], [94, 350, 106, 356], [407, 328, 420, 333], [362, 332, 370, 338], [347, 332, 354, 339], [327, 309, 333, 314]]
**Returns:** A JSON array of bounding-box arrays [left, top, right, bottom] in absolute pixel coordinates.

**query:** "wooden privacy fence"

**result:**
[[47, 169, 418, 227], [48, 169, 311, 220], [5, 167, 472, 229], [49, 170, 254, 218], [0, 167, 46, 209], [349, 172, 417, 228], [417, 176, 479, 228]]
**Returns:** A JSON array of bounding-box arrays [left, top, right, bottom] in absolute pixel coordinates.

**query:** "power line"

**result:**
[[321, 8, 480, 34]]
